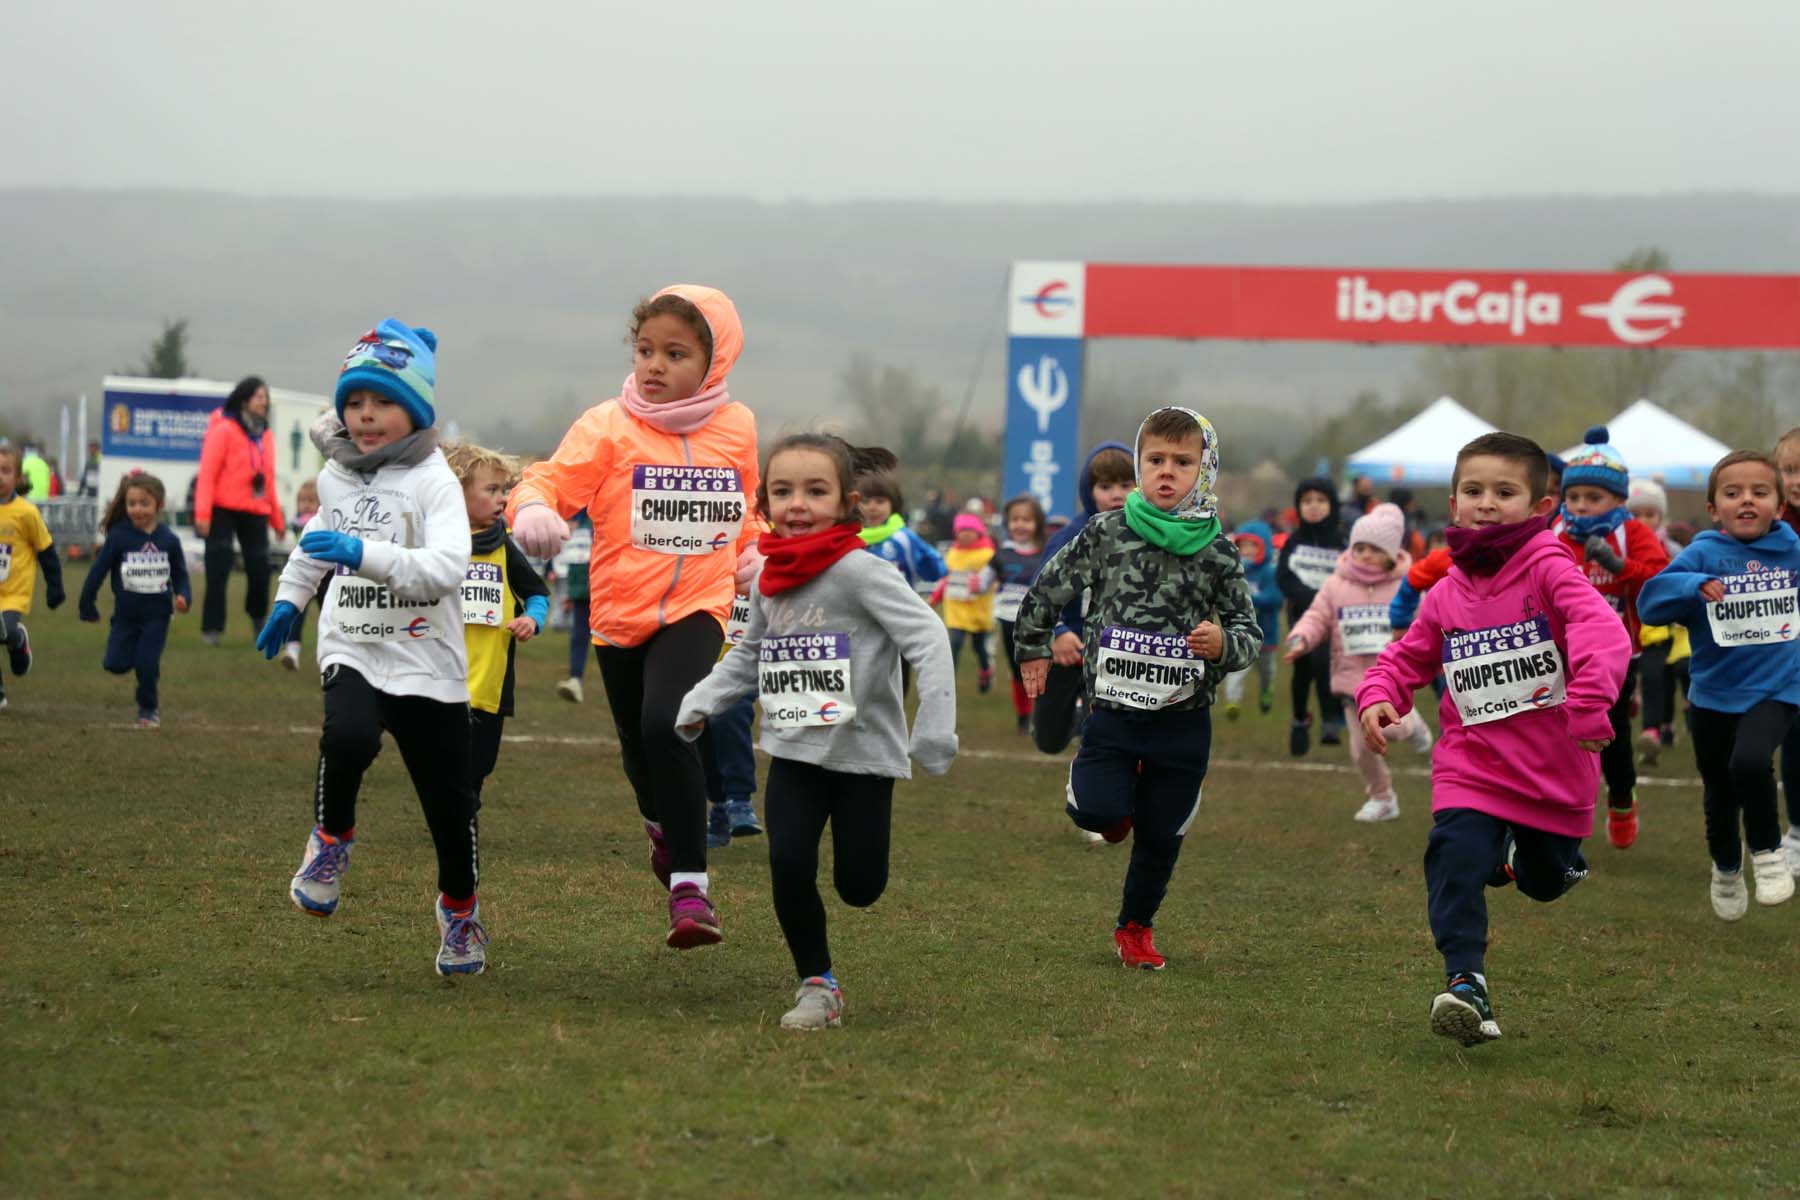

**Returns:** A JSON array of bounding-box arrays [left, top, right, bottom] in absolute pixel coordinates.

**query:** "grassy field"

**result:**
[[3, 583, 1797, 1198]]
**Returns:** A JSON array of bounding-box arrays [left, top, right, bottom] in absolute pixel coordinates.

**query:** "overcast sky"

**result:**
[[6, 1, 1798, 202]]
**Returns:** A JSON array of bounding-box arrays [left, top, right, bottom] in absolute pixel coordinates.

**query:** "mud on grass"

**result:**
[[2, 586, 1796, 1198]]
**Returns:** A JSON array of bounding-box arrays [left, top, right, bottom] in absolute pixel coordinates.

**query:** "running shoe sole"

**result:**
[[1430, 993, 1501, 1046]]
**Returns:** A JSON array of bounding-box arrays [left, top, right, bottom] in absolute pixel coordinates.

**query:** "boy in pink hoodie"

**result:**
[[1284, 502, 1434, 823], [1356, 433, 1631, 1048]]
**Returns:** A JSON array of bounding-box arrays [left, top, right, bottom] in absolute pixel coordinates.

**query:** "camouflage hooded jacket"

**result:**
[[1013, 508, 1262, 712]]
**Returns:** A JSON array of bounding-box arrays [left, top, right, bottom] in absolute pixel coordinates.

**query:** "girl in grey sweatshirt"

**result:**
[[677, 435, 956, 1031]]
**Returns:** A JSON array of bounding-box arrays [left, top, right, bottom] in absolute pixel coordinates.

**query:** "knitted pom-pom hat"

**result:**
[[1349, 502, 1405, 558], [335, 318, 438, 429], [1561, 426, 1629, 498]]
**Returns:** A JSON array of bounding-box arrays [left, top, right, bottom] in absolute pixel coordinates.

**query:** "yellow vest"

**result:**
[[462, 540, 518, 714]]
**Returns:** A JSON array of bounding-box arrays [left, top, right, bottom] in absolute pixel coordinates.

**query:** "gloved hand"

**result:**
[[256, 601, 302, 660], [45, 584, 66, 610], [512, 503, 569, 559], [733, 544, 765, 593], [1584, 535, 1626, 574], [300, 530, 364, 570]]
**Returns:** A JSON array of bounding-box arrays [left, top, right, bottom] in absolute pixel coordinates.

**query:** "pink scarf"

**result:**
[[1447, 515, 1547, 577], [1336, 547, 1411, 586], [616, 373, 733, 435]]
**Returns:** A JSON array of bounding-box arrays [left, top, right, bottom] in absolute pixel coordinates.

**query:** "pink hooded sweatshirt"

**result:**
[[1289, 547, 1413, 696], [1353, 528, 1631, 837]]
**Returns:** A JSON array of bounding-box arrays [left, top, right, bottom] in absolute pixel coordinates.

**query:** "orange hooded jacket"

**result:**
[[507, 286, 758, 649]]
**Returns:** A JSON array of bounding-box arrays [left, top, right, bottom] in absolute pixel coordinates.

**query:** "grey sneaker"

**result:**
[[435, 898, 488, 976], [1784, 828, 1800, 880], [1711, 865, 1748, 922], [780, 977, 843, 1030], [556, 676, 584, 703], [1751, 849, 1794, 906], [201, 631, 222, 647]]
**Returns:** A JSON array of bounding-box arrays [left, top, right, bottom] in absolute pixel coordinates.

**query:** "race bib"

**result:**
[[1442, 616, 1566, 727], [121, 548, 171, 595], [1093, 626, 1204, 711], [461, 561, 506, 627], [758, 632, 855, 729], [1339, 604, 1392, 656], [994, 582, 1030, 623], [944, 568, 991, 602], [1707, 567, 1799, 647], [629, 465, 744, 556], [724, 593, 752, 646], [327, 572, 445, 643], [0, 541, 11, 581], [1288, 545, 1338, 591]]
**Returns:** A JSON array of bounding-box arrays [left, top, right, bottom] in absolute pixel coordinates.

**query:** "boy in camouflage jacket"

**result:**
[[1016, 407, 1261, 970]]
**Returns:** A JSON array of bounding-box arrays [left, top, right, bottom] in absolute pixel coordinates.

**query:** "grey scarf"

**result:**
[[310, 410, 439, 473], [235, 410, 268, 440]]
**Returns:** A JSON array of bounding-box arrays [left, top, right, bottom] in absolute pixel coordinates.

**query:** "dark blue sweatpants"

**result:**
[[104, 614, 170, 712], [1425, 807, 1588, 978], [700, 694, 759, 804], [1066, 704, 1212, 929]]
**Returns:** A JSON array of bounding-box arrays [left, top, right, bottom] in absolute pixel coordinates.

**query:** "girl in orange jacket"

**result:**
[[508, 285, 759, 949]]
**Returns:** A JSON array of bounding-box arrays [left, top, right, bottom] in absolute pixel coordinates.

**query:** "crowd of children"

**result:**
[[11, 281, 1800, 1050]]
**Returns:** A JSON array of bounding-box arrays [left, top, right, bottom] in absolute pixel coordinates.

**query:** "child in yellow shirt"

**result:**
[[0, 444, 67, 710], [937, 512, 998, 693]]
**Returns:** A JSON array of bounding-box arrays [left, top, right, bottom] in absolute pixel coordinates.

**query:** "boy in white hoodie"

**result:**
[[257, 319, 484, 977]]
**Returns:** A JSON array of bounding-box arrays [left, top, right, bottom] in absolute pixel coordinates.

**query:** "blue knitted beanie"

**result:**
[[1560, 426, 1628, 498], [335, 318, 437, 429]]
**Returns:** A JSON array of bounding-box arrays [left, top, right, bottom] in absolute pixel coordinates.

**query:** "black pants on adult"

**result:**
[[316, 665, 479, 900], [1032, 660, 1086, 753], [1066, 704, 1212, 929], [103, 613, 169, 712], [765, 758, 894, 980], [470, 708, 505, 811], [1289, 639, 1336, 727], [593, 611, 724, 874], [201, 507, 270, 635], [1599, 659, 1642, 806], [1690, 701, 1796, 871], [1425, 807, 1588, 978]]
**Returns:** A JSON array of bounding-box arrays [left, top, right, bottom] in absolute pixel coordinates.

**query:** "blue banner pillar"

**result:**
[[1002, 262, 1087, 520]]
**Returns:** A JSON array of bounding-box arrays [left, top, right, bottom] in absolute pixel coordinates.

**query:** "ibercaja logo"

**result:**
[[816, 701, 841, 724], [1529, 686, 1556, 708], [405, 617, 431, 639]]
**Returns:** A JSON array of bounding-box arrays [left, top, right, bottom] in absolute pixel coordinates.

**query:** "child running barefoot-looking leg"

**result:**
[[508, 286, 760, 949], [1015, 408, 1261, 970], [260, 319, 487, 976], [1640, 451, 1800, 919], [677, 436, 957, 1030], [1357, 433, 1631, 1046]]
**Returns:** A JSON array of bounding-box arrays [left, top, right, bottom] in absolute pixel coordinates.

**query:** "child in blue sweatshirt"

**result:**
[[79, 473, 191, 727], [1640, 450, 1800, 920], [1223, 519, 1282, 718]]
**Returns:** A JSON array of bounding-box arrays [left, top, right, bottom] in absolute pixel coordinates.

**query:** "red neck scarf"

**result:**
[[1446, 515, 1547, 577], [758, 522, 867, 596]]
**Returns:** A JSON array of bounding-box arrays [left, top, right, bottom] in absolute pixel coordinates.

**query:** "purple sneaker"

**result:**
[[645, 821, 672, 889], [666, 882, 721, 949]]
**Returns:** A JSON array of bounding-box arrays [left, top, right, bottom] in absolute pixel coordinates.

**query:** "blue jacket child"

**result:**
[[80, 476, 192, 725], [1232, 519, 1284, 647]]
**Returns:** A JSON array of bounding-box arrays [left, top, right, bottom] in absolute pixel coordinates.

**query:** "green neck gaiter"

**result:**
[[1123, 489, 1221, 556], [860, 513, 906, 547]]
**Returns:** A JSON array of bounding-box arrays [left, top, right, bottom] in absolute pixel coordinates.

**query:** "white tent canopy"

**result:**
[[1345, 397, 1496, 486], [1562, 400, 1731, 490]]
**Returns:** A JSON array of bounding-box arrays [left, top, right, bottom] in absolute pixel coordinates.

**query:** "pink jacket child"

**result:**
[[1356, 526, 1630, 839], [1287, 503, 1433, 822]]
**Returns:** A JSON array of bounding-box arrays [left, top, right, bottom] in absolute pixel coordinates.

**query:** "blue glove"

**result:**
[[300, 530, 364, 570], [1389, 578, 1421, 630], [256, 601, 302, 660], [522, 593, 550, 633]]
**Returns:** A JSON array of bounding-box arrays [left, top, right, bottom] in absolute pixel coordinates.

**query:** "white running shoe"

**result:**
[[1075, 826, 1105, 844], [1782, 828, 1800, 880], [780, 977, 843, 1030], [1354, 795, 1401, 823], [557, 676, 584, 703], [290, 827, 353, 916], [1751, 849, 1794, 906], [1711, 866, 1748, 922], [435, 898, 489, 976], [1407, 718, 1434, 756], [280, 642, 302, 671]]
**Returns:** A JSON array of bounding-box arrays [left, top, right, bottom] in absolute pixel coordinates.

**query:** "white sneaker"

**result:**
[[780, 977, 843, 1030], [1354, 795, 1401, 823], [1076, 826, 1105, 844], [290, 827, 353, 916], [1711, 866, 1748, 922], [435, 898, 488, 976], [1783, 828, 1800, 880], [1407, 718, 1434, 756], [557, 676, 584, 703], [1751, 849, 1794, 906], [280, 642, 302, 671]]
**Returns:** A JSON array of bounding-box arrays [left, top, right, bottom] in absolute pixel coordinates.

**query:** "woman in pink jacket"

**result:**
[[1357, 433, 1630, 1050], [1284, 503, 1433, 823], [195, 375, 284, 644]]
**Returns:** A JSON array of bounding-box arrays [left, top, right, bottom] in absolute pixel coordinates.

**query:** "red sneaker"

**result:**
[[1100, 815, 1133, 844], [666, 882, 722, 949], [1607, 803, 1638, 850], [977, 667, 994, 694], [1114, 921, 1165, 970]]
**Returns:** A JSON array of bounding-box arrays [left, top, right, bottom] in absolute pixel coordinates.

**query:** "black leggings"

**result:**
[[1032, 660, 1086, 753], [1600, 659, 1641, 805], [594, 611, 724, 874], [765, 758, 894, 980], [470, 708, 504, 809], [1289, 638, 1334, 725], [201, 507, 270, 635], [1690, 701, 1796, 870], [315, 665, 479, 900]]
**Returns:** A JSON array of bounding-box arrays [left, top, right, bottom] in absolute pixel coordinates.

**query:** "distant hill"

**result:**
[[2, 189, 1796, 453]]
